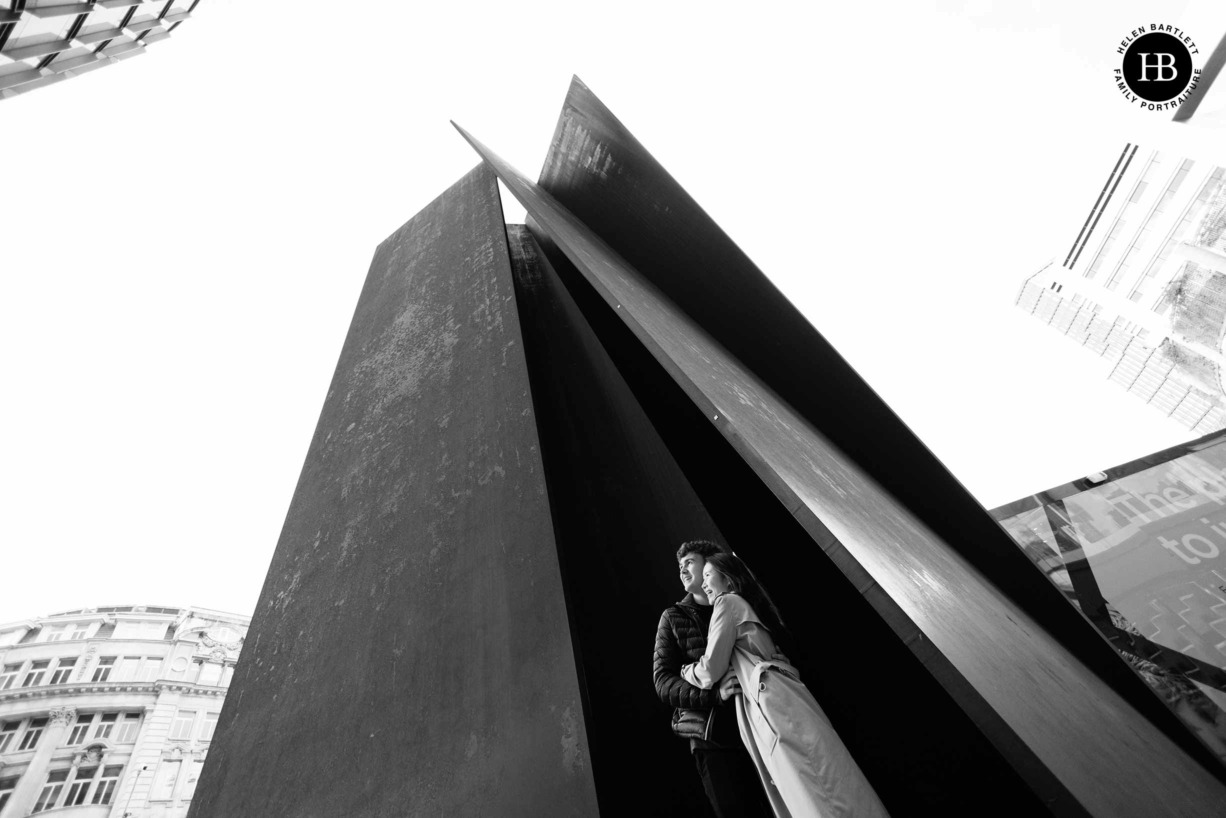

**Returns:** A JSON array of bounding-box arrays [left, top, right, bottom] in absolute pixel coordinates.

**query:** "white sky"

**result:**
[[4, 0, 1226, 624]]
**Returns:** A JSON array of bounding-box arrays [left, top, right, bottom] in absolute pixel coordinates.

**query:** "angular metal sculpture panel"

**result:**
[[198, 80, 1226, 818], [454, 112, 1226, 814], [502, 224, 728, 814], [190, 166, 598, 818]]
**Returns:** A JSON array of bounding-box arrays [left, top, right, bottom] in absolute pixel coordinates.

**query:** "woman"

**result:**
[[681, 553, 889, 818]]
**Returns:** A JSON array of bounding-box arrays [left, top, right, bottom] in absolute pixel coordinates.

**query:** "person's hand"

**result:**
[[718, 671, 742, 701]]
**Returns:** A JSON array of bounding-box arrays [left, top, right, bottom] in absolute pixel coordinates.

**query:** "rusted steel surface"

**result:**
[[519, 224, 1056, 815], [456, 122, 1226, 815], [190, 166, 598, 818], [505, 225, 726, 814], [530, 79, 1176, 722]]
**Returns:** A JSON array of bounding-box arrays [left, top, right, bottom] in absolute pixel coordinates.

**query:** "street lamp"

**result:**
[[122, 765, 150, 818]]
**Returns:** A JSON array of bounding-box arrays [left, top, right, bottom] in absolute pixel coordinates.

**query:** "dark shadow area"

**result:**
[[516, 225, 1058, 816], [505, 226, 725, 815], [530, 77, 1226, 786]]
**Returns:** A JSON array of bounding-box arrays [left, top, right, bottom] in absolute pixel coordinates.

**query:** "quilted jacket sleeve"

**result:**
[[654, 608, 719, 709]]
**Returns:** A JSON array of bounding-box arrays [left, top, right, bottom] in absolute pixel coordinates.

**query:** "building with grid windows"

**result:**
[[1017, 143, 1226, 433], [0, 605, 248, 817], [0, 0, 201, 100]]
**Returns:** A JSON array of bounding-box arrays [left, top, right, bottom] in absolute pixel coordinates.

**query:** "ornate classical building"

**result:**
[[0, 0, 203, 100], [0, 605, 249, 817]]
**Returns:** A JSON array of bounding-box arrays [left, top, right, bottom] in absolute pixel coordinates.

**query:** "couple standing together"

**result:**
[[653, 540, 890, 818]]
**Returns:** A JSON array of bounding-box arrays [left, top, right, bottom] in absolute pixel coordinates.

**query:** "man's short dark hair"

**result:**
[[675, 539, 728, 562]]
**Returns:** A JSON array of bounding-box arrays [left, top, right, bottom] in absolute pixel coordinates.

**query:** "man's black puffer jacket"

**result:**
[[654, 595, 720, 710]]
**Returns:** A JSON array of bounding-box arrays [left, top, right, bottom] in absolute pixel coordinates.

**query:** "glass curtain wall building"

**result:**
[[0, 0, 200, 99], [1017, 145, 1226, 433]]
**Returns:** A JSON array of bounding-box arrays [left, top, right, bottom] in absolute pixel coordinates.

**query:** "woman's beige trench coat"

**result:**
[[682, 593, 890, 818]]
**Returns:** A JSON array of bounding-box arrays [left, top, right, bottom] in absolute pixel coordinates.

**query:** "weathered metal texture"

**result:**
[[527, 84, 1220, 770], [530, 78, 1211, 744], [504, 225, 725, 814], [454, 124, 1226, 815], [518, 223, 1053, 815], [189, 166, 598, 818]]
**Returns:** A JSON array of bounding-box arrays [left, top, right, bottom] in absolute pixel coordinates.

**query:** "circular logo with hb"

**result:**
[[1122, 32, 1194, 101]]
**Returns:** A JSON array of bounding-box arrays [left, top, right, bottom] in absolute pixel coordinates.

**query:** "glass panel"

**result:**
[[170, 710, 195, 740], [93, 656, 115, 682], [92, 766, 122, 805], [22, 660, 49, 686], [999, 439, 1226, 765], [95, 713, 117, 739], [137, 657, 164, 682], [65, 767, 97, 806], [197, 662, 222, 686], [116, 713, 141, 743], [198, 712, 219, 741], [67, 714, 93, 745], [116, 657, 141, 681], [0, 722, 16, 752]]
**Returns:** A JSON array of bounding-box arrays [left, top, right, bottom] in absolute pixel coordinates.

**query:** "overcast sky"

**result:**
[[4, 1, 1226, 625]]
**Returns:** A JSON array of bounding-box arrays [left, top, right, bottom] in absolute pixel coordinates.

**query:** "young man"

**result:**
[[653, 539, 772, 817]]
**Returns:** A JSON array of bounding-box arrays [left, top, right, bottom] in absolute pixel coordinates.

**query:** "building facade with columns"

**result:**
[[0, 605, 249, 817]]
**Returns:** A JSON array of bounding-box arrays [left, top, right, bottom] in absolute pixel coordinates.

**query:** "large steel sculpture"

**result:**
[[190, 79, 1226, 817]]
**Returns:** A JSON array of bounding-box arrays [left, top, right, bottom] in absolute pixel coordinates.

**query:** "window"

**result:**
[[152, 760, 181, 801], [49, 657, 77, 685], [0, 776, 16, 810], [116, 713, 141, 743], [183, 759, 205, 799], [138, 656, 164, 682], [64, 766, 98, 806], [67, 714, 94, 745], [92, 765, 122, 805], [197, 661, 222, 686], [169, 709, 196, 741], [22, 660, 50, 687], [211, 626, 239, 642], [19, 718, 47, 751], [0, 722, 17, 752], [199, 711, 219, 742], [31, 769, 67, 813], [221, 664, 235, 687], [92, 656, 116, 682], [41, 622, 89, 642], [0, 663, 19, 690], [117, 655, 164, 682], [94, 713, 118, 740], [116, 657, 141, 681]]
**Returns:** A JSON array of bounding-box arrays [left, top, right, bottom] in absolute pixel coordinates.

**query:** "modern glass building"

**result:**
[[0, 0, 200, 100], [1017, 144, 1226, 433]]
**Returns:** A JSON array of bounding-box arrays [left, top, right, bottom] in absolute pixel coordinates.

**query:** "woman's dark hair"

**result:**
[[704, 553, 793, 654]]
